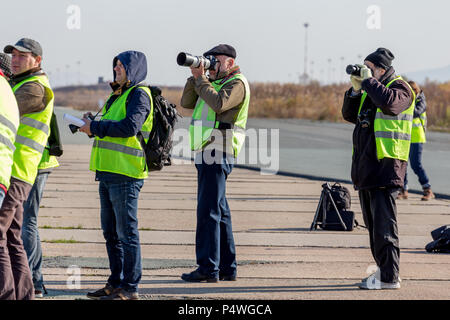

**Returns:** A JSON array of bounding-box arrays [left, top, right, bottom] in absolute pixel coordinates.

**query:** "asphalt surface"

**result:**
[[55, 107, 450, 196], [35, 144, 450, 300]]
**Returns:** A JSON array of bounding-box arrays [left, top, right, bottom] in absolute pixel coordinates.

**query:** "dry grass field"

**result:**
[[54, 81, 450, 131]]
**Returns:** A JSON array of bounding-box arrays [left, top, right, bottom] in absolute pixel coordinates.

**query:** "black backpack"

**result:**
[[134, 86, 179, 172], [425, 225, 450, 253], [310, 182, 360, 231]]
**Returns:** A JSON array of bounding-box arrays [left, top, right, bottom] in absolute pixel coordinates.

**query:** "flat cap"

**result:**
[[203, 44, 236, 59]]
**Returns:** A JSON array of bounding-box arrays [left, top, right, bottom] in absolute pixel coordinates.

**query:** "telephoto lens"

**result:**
[[177, 52, 217, 70], [346, 64, 362, 76]]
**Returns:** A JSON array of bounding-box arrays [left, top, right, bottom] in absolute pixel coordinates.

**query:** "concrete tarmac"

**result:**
[[55, 107, 450, 196], [37, 144, 450, 300]]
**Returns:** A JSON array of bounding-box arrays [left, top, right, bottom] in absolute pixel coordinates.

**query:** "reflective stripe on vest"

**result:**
[[90, 85, 153, 179], [0, 76, 19, 189], [0, 112, 17, 152], [93, 139, 145, 158], [11, 74, 54, 185], [0, 133, 15, 151], [411, 111, 427, 143], [189, 72, 250, 157], [358, 76, 415, 161]]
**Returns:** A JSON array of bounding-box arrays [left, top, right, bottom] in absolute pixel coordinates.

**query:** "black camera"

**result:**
[[357, 109, 371, 128], [69, 114, 95, 138], [346, 64, 362, 76], [177, 52, 217, 70]]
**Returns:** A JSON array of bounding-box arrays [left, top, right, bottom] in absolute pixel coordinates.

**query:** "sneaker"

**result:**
[[34, 284, 48, 298], [361, 275, 401, 283], [359, 273, 401, 290], [34, 290, 44, 298], [397, 189, 408, 200], [181, 269, 218, 283], [421, 188, 435, 201], [86, 283, 117, 300], [100, 288, 139, 300]]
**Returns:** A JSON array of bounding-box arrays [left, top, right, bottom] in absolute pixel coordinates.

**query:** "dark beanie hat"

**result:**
[[365, 48, 395, 70]]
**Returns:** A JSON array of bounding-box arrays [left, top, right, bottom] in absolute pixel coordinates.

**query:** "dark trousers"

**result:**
[[0, 178, 34, 300], [404, 143, 431, 190], [359, 187, 400, 283], [195, 151, 236, 278]]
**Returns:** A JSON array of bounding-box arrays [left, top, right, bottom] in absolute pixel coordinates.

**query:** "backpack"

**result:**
[[325, 183, 351, 211], [310, 182, 360, 232], [132, 86, 179, 172], [425, 225, 450, 253]]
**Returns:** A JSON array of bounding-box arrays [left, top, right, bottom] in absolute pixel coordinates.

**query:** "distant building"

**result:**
[[98, 76, 105, 84]]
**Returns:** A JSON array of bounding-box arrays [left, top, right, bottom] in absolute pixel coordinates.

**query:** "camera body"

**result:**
[[177, 52, 217, 70], [346, 64, 362, 76], [69, 114, 95, 138]]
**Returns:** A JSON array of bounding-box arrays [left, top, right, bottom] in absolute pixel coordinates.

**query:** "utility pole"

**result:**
[[327, 58, 332, 85], [300, 22, 309, 84], [77, 60, 81, 85], [66, 64, 70, 86]]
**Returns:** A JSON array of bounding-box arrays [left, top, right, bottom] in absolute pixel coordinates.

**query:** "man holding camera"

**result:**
[[342, 48, 415, 290], [0, 38, 56, 300], [79, 50, 152, 300], [179, 44, 250, 283]]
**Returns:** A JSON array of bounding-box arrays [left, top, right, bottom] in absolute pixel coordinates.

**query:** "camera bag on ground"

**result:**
[[425, 225, 450, 253], [310, 182, 360, 231], [128, 85, 179, 172]]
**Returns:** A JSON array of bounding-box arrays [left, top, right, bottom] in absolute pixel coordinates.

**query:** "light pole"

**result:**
[[300, 22, 309, 84]]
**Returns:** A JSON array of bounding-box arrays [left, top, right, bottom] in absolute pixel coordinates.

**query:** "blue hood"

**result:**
[[113, 50, 147, 86]]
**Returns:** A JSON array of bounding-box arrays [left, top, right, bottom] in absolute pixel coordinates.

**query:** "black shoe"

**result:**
[[219, 274, 237, 281], [181, 270, 218, 283], [86, 283, 117, 300], [100, 288, 139, 300]]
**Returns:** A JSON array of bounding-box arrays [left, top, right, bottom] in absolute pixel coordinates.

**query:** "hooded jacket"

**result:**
[[342, 67, 414, 190], [90, 51, 151, 181]]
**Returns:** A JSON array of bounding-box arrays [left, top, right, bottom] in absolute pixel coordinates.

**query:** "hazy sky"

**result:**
[[2, 0, 449, 87]]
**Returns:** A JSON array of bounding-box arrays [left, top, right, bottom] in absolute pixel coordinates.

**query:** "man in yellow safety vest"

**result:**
[[0, 38, 55, 300], [179, 44, 250, 283]]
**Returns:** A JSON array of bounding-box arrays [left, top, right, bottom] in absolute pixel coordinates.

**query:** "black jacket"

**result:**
[[342, 67, 414, 190]]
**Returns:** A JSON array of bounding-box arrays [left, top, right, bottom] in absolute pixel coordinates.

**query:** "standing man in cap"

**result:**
[[79, 50, 152, 300], [342, 48, 415, 290], [0, 38, 57, 300], [179, 44, 250, 283]]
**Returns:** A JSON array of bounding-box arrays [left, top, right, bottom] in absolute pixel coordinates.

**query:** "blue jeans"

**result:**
[[22, 172, 49, 292], [195, 150, 236, 278], [99, 179, 144, 293], [0, 188, 5, 208], [404, 143, 431, 190]]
